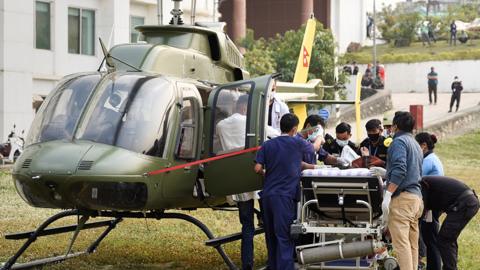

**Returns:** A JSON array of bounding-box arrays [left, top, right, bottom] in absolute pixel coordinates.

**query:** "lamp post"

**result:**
[[373, 0, 377, 69]]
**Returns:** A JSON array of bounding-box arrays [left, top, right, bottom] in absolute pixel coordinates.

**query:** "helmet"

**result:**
[[318, 109, 330, 121], [383, 111, 394, 126]]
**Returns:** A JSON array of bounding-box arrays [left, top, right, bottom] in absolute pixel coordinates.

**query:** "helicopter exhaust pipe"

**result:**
[[297, 240, 384, 265]]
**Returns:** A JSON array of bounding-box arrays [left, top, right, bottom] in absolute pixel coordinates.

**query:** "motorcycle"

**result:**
[[0, 125, 24, 163]]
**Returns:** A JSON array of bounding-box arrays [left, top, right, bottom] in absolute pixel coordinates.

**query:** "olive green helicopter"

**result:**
[[1, 1, 325, 269]]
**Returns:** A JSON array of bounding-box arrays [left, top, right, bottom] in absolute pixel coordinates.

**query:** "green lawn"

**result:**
[[1, 131, 480, 269], [344, 40, 480, 64]]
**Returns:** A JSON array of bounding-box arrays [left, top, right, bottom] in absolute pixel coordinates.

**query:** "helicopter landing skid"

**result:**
[[91, 211, 238, 270], [1, 210, 238, 270], [0, 209, 122, 270]]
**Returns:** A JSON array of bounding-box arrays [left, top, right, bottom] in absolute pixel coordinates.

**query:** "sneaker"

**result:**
[[448, 110, 452, 113]]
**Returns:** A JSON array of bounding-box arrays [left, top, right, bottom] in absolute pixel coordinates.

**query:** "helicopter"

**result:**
[[1, 1, 325, 269]]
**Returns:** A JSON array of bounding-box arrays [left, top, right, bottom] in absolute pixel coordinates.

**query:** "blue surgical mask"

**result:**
[[336, 139, 349, 147]]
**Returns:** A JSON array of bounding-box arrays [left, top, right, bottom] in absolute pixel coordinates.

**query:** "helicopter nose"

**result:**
[[18, 141, 93, 175]]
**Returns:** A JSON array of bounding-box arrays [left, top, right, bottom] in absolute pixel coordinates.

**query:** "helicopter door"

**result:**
[[203, 75, 273, 196]]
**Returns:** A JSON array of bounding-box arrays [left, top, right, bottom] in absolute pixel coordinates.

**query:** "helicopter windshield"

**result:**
[[76, 74, 175, 157], [26, 74, 101, 145]]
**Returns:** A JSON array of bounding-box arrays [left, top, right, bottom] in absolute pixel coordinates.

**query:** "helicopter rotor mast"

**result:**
[[170, 0, 184, 25]]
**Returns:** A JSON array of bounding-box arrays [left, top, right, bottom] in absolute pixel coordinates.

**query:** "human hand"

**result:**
[[370, 167, 386, 178], [360, 146, 370, 156], [336, 157, 349, 168], [381, 191, 392, 224]]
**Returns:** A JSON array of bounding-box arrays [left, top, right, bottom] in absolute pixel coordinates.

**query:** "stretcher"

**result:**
[[292, 168, 398, 270]]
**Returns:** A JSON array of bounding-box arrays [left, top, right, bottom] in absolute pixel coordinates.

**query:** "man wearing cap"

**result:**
[[449, 76, 463, 113]]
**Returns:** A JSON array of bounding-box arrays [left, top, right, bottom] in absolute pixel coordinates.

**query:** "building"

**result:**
[[218, 0, 367, 53], [0, 0, 218, 142]]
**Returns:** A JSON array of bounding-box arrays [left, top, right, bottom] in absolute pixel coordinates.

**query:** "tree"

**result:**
[[241, 21, 346, 100], [377, 4, 421, 47]]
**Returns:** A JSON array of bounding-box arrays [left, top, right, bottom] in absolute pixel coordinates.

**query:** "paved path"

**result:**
[[326, 92, 480, 142]]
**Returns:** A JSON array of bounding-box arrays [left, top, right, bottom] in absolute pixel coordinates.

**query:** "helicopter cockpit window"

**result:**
[[140, 31, 210, 56], [140, 31, 192, 49], [26, 74, 101, 145], [76, 74, 175, 157], [213, 84, 252, 155]]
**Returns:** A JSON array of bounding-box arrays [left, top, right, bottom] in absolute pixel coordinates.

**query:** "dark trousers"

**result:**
[[450, 33, 457, 46], [429, 85, 437, 104], [449, 92, 461, 111], [262, 196, 296, 270], [438, 195, 479, 270], [238, 200, 255, 270], [419, 211, 442, 270]]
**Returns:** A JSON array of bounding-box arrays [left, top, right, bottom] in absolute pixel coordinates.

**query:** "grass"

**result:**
[[344, 40, 480, 64], [1, 131, 480, 269]]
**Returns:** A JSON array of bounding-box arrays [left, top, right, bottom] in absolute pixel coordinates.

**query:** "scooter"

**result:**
[[0, 125, 24, 163]]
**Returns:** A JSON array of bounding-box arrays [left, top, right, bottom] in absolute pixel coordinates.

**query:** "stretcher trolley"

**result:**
[[291, 168, 399, 270]]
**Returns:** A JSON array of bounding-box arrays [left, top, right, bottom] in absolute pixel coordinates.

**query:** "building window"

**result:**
[[130, 16, 145, 43], [68, 7, 95, 55], [35, 1, 51, 50]]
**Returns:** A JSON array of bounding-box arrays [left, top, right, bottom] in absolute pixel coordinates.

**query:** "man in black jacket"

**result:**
[[420, 176, 479, 270], [449, 76, 463, 113]]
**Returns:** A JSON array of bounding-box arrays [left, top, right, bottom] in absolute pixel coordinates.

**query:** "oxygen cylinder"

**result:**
[[298, 240, 384, 265]]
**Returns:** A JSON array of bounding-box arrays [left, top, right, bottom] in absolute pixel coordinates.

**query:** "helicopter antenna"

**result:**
[[97, 38, 142, 72], [99, 38, 116, 73], [169, 0, 184, 25]]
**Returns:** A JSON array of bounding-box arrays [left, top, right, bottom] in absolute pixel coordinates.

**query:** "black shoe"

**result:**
[[448, 110, 452, 113], [456, 107, 459, 112]]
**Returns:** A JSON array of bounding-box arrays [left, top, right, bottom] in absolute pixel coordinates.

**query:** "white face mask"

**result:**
[[336, 139, 349, 147]]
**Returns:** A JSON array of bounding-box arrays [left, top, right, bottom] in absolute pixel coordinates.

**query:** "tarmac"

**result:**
[[327, 92, 480, 141]]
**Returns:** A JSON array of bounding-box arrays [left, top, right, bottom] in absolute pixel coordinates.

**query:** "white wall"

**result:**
[[358, 60, 480, 93], [330, 0, 367, 53], [0, 0, 218, 141]]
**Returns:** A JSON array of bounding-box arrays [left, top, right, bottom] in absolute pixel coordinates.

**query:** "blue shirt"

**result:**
[[422, 152, 444, 176], [386, 131, 423, 197], [255, 135, 314, 200]]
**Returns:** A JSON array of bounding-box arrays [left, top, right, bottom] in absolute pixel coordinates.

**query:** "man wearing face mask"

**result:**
[[296, 115, 349, 168], [323, 122, 359, 156], [268, 80, 290, 133], [359, 119, 389, 166]]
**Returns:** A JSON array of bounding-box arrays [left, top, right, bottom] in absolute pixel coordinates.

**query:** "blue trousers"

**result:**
[[238, 200, 255, 270], [261, 196, 296, 270]]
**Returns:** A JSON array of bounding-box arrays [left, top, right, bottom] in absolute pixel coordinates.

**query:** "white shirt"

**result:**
[[216, 113, 259, 202], [270, 95, 290, 132]]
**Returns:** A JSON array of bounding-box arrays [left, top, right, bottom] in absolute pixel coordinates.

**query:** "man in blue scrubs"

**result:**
[[254, 113, 315, 270]]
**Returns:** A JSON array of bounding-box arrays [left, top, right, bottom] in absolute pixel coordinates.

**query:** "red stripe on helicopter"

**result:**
[[146, 146, 261, 176]]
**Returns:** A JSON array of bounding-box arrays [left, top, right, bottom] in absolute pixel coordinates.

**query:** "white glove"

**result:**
[[370, 167, 387, 178], [336, 157, 350, 168], [382, 191, 392, 225]]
